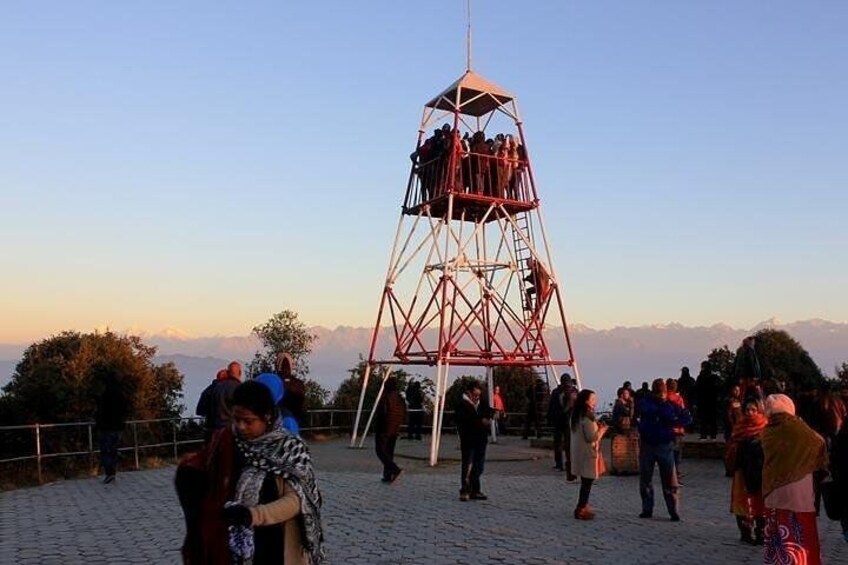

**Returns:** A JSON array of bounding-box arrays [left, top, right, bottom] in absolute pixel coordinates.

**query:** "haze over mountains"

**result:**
[[1, 319, 845, 414]]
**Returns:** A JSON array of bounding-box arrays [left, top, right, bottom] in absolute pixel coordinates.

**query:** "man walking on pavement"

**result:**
[[455, 380, 493, 501], [374, 376, 407, 483]]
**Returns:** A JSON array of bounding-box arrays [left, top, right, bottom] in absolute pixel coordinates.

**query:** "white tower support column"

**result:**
[[349, 363, 374, 448]]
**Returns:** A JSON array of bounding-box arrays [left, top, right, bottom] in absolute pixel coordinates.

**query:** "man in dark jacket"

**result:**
[[95, 367, 128, 484], [637, 378, 691, 521], [374, 376, 407, 483], [405, 380, 424, 440], [204, 361, 242, 435], [695, 360, 720, 439], [455, 380, 493, 501], [677, 366, 696, 409], [195, 368, 228, 442], [548, 373, 577, 480]]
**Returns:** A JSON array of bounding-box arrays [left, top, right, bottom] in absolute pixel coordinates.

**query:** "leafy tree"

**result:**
[[836, 362, 848, 389], [303, 380, 330, 411], [331, 358, 413, 411], [491, 366, 539, 415], [752, 329, 824, 394], [705, 330, 825, 397], [707, 345, 736, 390], [248, 310, 316, 378], [0, 331, 184, 425]]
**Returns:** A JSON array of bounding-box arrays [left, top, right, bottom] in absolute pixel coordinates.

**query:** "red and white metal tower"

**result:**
[[351, 68, 581, 465]]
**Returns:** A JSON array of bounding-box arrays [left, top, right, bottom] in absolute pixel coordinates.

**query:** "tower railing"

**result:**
[[405, 152, 531, 211]]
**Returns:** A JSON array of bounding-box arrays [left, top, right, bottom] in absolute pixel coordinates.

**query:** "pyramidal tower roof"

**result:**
[[424, 70, 514, 117]]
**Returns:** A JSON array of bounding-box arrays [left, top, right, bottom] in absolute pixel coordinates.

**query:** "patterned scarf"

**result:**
[[229, 429, 325, 564]]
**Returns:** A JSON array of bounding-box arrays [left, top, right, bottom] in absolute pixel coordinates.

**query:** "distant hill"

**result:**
[[1, 319, 845, 413]]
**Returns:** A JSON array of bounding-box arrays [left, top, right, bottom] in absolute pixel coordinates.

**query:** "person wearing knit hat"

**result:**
[[761, 393, 828, 564], [255, 373, 300, 436]]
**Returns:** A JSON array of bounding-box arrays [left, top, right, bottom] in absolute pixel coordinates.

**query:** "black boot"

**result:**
[[754, 517, 765, 545], [736, 516, 754, 544]]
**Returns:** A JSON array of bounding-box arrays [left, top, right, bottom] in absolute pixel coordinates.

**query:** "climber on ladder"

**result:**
[[524, 257, 551, 312]]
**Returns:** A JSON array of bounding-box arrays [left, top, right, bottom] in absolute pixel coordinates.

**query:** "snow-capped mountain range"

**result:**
[[1, 319, 845, 414]]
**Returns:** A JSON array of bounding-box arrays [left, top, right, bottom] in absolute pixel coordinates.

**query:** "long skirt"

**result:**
[[763, 507, 821, 565], [730, 469, 764, 519]]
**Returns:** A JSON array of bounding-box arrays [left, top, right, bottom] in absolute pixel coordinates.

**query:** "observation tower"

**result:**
[[351, 65, 582, 465]]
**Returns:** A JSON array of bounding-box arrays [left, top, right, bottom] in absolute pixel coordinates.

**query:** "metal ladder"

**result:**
[[512, 212, 543, 355]]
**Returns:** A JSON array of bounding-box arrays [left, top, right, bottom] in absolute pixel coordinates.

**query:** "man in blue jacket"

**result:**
[[637, 378, 692, 521]]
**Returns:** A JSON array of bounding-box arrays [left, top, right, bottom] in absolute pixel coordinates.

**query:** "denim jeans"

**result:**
[[460, 441, 487, 494], [639, 441, 679, 517], [552, 425, 573, 475], [99, 430, 121, 476]]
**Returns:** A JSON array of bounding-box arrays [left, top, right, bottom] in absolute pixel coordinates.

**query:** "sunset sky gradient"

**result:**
[[1, 1, 846, 343]]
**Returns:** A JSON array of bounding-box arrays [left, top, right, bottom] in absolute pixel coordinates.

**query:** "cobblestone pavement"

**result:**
[[2, 436, 846, 564]]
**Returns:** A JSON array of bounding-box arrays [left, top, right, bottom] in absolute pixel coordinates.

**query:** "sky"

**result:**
[[1, 1, 846, 343]]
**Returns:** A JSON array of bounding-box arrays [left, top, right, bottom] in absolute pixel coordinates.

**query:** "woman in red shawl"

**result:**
[[726, 399, 768, 544], [761, 394, 828, 565]]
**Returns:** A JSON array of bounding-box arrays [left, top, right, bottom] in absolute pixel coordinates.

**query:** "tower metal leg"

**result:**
[[357, 367, 392, 448], [487, 366, 497, 443], [429, 361, 450, 466], [350, 363, 374, 448]]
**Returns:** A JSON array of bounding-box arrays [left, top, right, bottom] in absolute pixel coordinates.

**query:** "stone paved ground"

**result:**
[[2, 436, 846, 564]]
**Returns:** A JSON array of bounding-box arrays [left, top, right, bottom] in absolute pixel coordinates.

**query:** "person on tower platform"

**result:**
[[469, 131, 489, 195]]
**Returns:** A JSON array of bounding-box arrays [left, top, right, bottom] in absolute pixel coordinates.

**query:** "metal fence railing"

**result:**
[[0, 408, 590, 484], [0, 410, 376, 483]]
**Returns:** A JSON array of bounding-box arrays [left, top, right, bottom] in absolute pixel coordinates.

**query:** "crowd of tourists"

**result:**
[[421, 334, 848, 564], [601, 336, 848, 564], [410, 124, 528, 202], [102, 335, 844, 564], [176, 353, 322, 564]]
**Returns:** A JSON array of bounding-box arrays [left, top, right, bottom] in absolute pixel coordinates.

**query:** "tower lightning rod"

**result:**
[[466, 0, 472, 71]]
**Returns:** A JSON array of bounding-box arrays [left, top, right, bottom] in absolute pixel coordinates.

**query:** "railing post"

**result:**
[[35, 423, 43, 484], [330, 410, 334, 432], [132, 422, 140, 470], [88, 423, 95, 474], [172, 419, 179, 463]]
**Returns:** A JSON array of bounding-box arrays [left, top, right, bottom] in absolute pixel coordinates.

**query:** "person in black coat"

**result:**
[[374, 376, 407, 483], [830, 419, 848, 543], [95, 366, 128, 484], [695, 360, 720, 439], [405, 380, 424, 440], [455, 380, 493, 501]]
